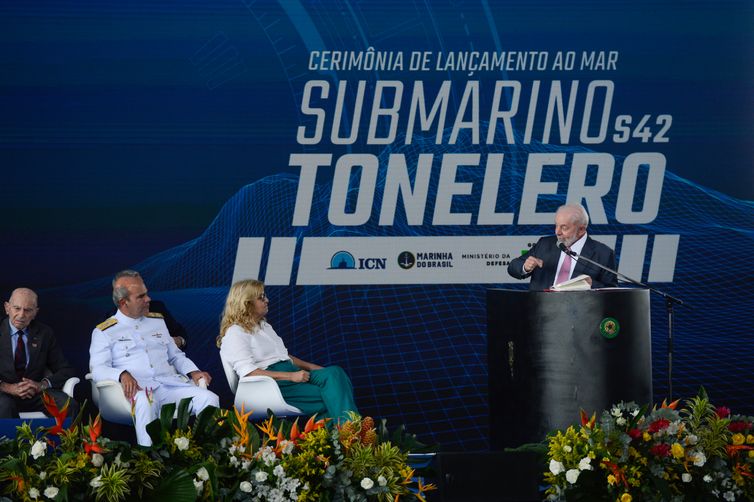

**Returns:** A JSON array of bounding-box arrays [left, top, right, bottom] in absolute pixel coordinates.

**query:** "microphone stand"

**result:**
[[561, 246, 686, 400]]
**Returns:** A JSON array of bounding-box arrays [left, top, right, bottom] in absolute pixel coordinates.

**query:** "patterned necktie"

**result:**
[[14, 330, 27, 379], [556, 250, 572, 284]]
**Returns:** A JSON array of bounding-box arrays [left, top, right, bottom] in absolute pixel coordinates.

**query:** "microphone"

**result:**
[[558, 242, 576, 256]]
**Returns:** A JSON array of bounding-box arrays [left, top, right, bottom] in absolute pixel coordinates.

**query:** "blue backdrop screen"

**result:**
[[1, 0, 753, 450]]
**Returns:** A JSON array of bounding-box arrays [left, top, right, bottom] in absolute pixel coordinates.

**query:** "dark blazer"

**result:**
[[508, 235, 618, 290], [0, 318, 76, 388]]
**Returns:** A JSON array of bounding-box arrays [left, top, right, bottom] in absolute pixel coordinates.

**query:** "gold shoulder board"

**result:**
[[96, 318, 118, 331], [146, 312, 164, 319]]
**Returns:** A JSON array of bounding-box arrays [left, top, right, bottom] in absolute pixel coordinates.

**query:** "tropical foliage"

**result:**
[[545, 389, 754, 501], [0, 394, 436, 501]]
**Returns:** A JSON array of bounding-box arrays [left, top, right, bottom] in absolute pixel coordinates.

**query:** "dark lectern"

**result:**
[[487, 288, 652, 449]]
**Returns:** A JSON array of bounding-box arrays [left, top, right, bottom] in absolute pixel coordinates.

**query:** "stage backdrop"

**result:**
[[2, 0, 753, 450]]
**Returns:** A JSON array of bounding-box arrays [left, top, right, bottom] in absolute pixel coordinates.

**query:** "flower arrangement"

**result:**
[[0, 394, 436, 501], [544, 389, 754, 501]]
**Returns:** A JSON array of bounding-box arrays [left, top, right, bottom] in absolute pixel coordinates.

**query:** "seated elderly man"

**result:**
[[0, 287, 79, 418], [89, 270, 219, 446]]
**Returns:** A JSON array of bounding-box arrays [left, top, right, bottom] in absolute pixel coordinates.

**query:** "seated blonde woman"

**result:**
[[217, 279, 358, 422]]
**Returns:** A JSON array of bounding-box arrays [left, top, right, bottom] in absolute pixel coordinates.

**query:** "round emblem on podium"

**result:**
[[600, 317, 620, 339]]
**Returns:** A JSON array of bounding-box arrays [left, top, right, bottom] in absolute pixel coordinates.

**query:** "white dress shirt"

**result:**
[[219, 322, 289, 378]]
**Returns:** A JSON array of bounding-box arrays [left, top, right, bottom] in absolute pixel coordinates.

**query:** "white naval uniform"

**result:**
[[89, 309, 219, 446]]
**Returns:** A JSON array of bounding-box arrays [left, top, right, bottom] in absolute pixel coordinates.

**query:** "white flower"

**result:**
[[611, 407, 622, 417], [240, 481, 253, 493], [91, 453, 104, 467], [692, 451, 707, 467], [44, 486, 59, 499], [686, 434, 699, 445], [174, 436, 190, 451], [578, 457, 593, 471], [255, 471, 268, 482], [90, 476, 103, 488], [113, 452, 123, 467], [195, 467, 209, 481], [261, 447, 277, 466], [549, 459, 566, 475], [269, 488, 283, 500], [280, 440, 294, 455], [703, 474, 713, 483], [29, 488, 40, 500], [377, 475, 387, 487], [723, 491, 735, 502], [565, 469, 580, 484], [562, 445, 572, 453], [273, 465, 285, 477], [228, 444, 237, 455], [31, 440, 46, 460], [38, 471, 47, 480], [193, 479, 204, 495], [616, 417, 626, 426], [241, 459, 251, 471], [229, 455, 239, 467], [631, 408, 639, 417], [361, 477, 375, 490], [682, 473, 692, 483]]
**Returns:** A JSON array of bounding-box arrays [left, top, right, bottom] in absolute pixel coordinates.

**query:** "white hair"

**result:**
[[557, 204, 589, 226]]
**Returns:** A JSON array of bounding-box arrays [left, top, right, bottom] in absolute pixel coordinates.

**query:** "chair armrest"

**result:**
[[235, 375, 302, 419], [87, 372, 205, 426], [62, 377, 80, 398], [238, 375, 277, 384], [86, 373, 133, 426], [94, 379, 122, 389]]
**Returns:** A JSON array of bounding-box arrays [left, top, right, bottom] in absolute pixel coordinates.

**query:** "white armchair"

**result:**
[[86, 373, 207, 426], [19, 376, 80, 420], [220, 355, 302, 420], [86, 373, 133, 425]]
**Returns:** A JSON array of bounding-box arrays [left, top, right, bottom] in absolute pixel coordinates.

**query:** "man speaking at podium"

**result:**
[[508, 204, 617, 290]]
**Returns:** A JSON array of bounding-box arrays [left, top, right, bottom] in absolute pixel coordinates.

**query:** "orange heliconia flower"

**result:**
[[83, 415, 104, 455], [41, 391, 70, 436], [660, 398, 681, 410], [580, 409, 596, 429]]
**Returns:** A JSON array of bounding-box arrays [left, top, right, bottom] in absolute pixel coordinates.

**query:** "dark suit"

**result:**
[[508, 235, 617, 290], [0, 318, 79, 418]]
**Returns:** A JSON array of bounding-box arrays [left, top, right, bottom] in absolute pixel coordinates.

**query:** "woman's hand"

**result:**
[[290, 370, 310, 383]]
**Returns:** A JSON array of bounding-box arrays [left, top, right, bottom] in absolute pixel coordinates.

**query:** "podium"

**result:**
[[487, 288, 652, 449]]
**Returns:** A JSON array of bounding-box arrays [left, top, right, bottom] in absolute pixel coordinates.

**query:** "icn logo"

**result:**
[[397, 251, 415, 270], [329, 251, 356, 269]]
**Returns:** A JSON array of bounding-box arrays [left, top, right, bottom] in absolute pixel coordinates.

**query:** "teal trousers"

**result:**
[[268, 360, 359, 422]]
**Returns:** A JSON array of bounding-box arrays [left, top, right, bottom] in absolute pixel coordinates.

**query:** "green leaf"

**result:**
[[159, 402, 176, 432], [249, 422, 261, 452], [196, 462, 217, 500], [145, 418, 164, 446], [0, 456, 24, 471], [175, 397, 192, 431], [141, 468, 196, 502], [192, 406, 219, 441], [68, 397, 89, 432]]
